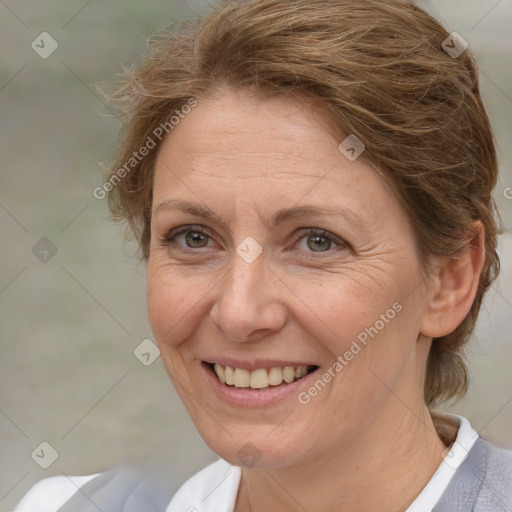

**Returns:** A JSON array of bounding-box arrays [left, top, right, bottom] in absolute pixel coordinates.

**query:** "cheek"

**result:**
[[285, 270, 400, 353], [146, 263, 208, 348], [310, 281, 422, 411], [290, 272, 415, 400]]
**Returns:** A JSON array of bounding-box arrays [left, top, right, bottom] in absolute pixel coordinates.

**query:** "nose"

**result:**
[[209, 253, 287, 343]]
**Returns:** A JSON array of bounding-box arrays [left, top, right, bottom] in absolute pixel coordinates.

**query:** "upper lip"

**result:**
[[203, 358, 319, 372]]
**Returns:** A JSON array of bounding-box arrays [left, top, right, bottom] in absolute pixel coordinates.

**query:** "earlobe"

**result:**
[[420, 221, 485, 339]]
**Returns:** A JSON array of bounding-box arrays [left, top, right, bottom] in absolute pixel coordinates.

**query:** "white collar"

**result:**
[[406, 412, 479, 512], [166, 459, 240, 512]]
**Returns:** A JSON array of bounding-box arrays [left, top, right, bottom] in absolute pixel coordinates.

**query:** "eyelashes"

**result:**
[[162, 225, 212, 249], [159, 224, 347, 257], [293, 227, 345, 254]]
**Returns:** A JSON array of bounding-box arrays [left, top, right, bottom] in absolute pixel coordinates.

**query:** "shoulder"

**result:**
[[14, 474, 99, 511], [166, 459, 241, 512], [15, 465, 182, 512], [437, 437, 512, 512], [476, 439, 512, 510]]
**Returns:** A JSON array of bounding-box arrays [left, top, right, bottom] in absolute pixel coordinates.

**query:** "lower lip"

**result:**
[[201, 362, 319, 407]]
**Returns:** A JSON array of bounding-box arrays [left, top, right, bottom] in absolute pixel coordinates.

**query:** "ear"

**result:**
[[420, 221, 486, 338]]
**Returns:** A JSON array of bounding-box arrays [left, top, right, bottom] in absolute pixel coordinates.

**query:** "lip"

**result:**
[[201, 361, 320, 407]]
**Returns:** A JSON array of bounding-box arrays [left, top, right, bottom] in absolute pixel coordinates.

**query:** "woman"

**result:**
[[16, 0, 512, 510]]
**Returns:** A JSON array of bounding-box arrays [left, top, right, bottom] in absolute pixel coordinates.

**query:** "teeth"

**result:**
[[214, 363, 225, 383], [283, 366, 295, 383], [295, 366, 308, 379], [268, 367, 283, 386], [234, 368, 250, 388], [250, 369, 269, 389], [212, 364, 311, 389], [225, 365, 235, 386]]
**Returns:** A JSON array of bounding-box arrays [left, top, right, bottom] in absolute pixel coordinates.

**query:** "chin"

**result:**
[[197, 422, 308, 468]]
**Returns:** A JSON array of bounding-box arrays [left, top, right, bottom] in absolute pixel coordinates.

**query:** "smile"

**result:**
[[209, 363, 318, 389]]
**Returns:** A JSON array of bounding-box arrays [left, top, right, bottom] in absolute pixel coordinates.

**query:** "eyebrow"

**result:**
[[152, 199, 368, 230]]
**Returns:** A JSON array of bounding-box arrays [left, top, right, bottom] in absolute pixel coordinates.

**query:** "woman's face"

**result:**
[[147, 87, 433, 468]]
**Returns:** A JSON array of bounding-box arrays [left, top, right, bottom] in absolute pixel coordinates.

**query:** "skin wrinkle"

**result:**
[[142, 87, 480, 511], [152, 199, 371, 236]]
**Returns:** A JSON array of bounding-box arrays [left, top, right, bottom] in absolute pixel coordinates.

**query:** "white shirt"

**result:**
[[15, 413, 478, 512]]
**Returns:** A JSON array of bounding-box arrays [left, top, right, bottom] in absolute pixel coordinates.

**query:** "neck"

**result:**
[[235, 402, 447, 512]]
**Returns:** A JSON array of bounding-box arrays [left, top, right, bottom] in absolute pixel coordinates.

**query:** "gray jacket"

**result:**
[[432, 437, 512, 511], [58, 437, 512, 512]]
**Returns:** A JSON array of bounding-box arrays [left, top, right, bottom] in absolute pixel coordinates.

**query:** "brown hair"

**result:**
[[106, 0, 501, 406]]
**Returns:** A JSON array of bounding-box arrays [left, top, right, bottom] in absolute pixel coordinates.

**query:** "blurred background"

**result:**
[[1, 0, 511, 509]]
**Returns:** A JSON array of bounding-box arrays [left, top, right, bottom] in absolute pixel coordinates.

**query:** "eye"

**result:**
[[161, 225, 213, 249], [159, 225, 346, 256], [294, 228, 345, 255]]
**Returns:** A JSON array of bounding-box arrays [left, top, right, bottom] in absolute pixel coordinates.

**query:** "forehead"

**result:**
[[152, 88, 396, 221], [155, 88, 348, 174]]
